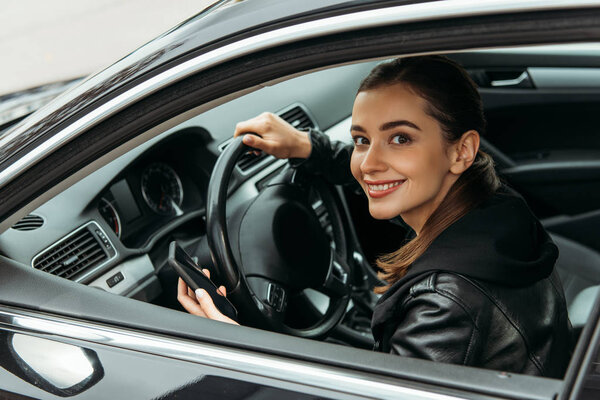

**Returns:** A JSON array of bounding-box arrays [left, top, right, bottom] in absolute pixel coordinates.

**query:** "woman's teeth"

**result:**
[[367, 181, 403, 191]]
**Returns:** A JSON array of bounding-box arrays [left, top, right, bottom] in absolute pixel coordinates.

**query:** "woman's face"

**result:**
[[350, 83, 459, 233]]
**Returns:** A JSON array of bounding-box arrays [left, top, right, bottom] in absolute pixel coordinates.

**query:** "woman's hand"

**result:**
[[234, 112, 312, 159], [177, 269, 239, 325]]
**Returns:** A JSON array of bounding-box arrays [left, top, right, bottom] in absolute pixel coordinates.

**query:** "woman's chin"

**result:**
[[368, 206, 401, 220]]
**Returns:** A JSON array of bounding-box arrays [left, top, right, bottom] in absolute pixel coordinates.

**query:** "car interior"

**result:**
[[1, 42, 599, 376]]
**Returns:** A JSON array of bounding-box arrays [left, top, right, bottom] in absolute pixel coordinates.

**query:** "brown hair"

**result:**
[[358, 56, 501, 293]]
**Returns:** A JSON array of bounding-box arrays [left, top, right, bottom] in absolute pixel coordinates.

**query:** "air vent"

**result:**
[[236, 151, 270, 172], [32, 222, 115, 280], [279, 105, 315, 130], [12, 214, 44, 231], [219, 139, 272, 173]]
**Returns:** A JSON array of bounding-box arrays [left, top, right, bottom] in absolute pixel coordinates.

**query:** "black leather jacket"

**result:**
[[293, 130, 573, 378], [372, 269, 572, 378]]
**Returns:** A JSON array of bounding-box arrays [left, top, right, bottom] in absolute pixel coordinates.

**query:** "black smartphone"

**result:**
[[168, 241, 238, 321]]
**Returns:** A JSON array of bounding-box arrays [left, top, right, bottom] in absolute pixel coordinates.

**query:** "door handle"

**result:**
[[490, 71, 532, 88]]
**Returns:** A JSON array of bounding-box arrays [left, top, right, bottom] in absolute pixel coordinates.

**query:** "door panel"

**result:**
[[456, 59, 600, 252], [0, 327, 345, 400], [502, 162, 600, 218]]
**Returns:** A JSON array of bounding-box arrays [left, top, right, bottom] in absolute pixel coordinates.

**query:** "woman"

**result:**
[[177, 56, 572, 377]]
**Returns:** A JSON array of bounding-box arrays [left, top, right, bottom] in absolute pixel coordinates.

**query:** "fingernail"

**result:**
[[195, 289, 204, 298], [244, 135, 253, 143]]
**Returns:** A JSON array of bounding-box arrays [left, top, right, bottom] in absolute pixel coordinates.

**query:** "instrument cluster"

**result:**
[[95, 129, 211, 248]]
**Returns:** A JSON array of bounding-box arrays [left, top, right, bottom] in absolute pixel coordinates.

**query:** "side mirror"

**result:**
[[0, 331, 104, 397]]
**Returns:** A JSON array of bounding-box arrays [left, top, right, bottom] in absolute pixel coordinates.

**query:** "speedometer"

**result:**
[[99, 197, 122, 238], [140, 163, 184, 215]]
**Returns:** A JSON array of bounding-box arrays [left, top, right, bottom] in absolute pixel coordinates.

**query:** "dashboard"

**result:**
[[0, 61, 371, 302]]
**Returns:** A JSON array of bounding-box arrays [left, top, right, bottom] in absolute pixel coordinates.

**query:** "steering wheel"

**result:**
[[206, 135, 352, 338]]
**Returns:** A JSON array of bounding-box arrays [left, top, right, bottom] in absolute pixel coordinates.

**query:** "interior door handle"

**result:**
[[490, 71, 532, 88]]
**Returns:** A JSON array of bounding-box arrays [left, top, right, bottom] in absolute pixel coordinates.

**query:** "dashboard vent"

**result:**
[[279, 105, 315, 130], [12, 214, 44, 231], [236, 151, 270, 172], [32, 223, 111, 280], [219, 139, 271, 173]]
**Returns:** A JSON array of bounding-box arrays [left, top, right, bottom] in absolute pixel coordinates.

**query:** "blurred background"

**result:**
[[1, 0, 214, 96], [0, 0, 215, 128]]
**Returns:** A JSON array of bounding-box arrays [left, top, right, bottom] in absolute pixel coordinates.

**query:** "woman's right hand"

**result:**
[[234, 112, 312, 159], [177, 270, 239, 326]]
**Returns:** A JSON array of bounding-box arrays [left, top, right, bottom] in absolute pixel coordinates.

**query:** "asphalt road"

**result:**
[[1, 0, 214, 96]]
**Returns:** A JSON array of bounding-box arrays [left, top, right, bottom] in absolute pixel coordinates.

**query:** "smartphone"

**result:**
[[168, 241, 238, 321]]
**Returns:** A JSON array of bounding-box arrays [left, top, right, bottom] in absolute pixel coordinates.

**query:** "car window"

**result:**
[[120, 43, 599, 377]]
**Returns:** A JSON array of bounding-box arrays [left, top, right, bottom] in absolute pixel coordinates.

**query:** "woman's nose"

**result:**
[[360, 144, 387, 174]]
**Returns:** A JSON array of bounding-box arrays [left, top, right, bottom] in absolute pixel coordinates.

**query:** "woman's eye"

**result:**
[[391, 134, 411, 145], [353, 136, 369, 146]]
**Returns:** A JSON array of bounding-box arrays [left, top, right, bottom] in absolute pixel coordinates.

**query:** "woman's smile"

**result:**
[[365, 179, 406, 198]]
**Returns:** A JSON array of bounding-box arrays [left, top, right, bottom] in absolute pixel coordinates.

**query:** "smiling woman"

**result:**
[[351, 57, 499, 288], [181, 55, 573, 378]]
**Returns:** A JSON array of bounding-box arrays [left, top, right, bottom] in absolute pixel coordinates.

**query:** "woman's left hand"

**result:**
[[177, 269, 239, 325]]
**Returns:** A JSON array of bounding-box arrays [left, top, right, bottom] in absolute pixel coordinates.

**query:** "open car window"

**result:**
[[0, 3, 599, 399]]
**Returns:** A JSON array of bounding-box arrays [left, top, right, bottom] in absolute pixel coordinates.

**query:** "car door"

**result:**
[[0, 1, 599, 400]]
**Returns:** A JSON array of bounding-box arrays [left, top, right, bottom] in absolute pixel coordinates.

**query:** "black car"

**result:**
[[0, 0, 599, 399]]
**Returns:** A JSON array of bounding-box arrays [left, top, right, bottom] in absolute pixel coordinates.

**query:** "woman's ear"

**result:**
[[449, 130, 480, 174]]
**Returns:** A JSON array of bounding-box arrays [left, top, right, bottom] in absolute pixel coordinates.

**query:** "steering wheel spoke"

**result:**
[[316, 251, 351, 298], [247, 276, 289, 315]]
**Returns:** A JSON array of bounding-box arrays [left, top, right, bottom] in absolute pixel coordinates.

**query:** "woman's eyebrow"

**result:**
[[380, 120, 421, 131], [350, 124, 366, 132]]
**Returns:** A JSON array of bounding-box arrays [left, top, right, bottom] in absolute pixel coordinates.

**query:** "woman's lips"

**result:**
[[365, 179, 405, 198]]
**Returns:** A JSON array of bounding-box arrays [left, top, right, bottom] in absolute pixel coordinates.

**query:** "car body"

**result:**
[[0, 78, 82, 134], [0, 0, 599, 399]]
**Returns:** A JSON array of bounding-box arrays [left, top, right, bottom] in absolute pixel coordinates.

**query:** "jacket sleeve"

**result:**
[[389, 289, 481, 365], [289, 129, 355, 185]]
